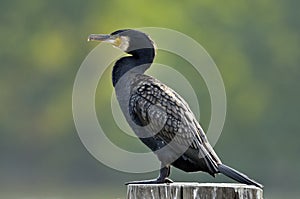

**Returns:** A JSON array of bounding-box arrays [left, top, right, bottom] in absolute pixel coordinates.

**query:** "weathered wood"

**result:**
[[127, 183, 263, 199]]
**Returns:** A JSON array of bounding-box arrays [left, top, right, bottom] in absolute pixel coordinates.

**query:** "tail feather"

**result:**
[[218, 164, 263, 188]]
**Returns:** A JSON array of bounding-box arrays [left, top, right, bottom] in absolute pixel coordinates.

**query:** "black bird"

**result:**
[[88, 29, 263, 188]]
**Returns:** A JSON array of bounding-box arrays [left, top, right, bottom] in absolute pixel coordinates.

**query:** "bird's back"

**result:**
[[126, 74, 222, 175]]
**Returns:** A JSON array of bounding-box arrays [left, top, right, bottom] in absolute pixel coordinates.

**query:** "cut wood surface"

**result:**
[[127, 183, 263, 199]]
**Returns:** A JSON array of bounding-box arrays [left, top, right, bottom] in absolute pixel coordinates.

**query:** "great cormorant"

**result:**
[[88, 29, 263, 188]]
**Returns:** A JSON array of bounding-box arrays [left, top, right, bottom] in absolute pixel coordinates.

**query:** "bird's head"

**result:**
[[88, 29, 155, 55]]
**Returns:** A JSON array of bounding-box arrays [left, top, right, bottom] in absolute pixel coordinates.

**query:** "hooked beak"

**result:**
[[87, 34, 112, 42], [88, 33, 124, 50]]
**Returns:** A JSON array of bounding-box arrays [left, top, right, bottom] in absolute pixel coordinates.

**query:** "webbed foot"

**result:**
[[125, 177, 173, 185]]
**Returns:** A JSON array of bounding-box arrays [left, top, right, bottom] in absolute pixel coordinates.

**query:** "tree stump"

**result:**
[[127, 183, 263, 199]]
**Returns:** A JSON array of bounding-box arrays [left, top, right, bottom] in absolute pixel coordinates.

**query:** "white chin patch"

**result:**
[[119, 36, 130, 52]]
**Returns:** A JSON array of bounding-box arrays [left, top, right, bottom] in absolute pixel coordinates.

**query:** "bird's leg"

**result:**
[[125, 165, 173, 185], [157, 165, 173, 183]]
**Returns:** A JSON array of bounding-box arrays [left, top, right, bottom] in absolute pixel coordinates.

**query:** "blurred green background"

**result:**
[[1, 0, 299, 198]]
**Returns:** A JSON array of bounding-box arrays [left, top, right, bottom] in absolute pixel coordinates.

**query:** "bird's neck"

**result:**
[[112, 48, 155, 87]]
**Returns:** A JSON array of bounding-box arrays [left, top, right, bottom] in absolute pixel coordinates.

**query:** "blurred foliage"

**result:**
[[1, 0, 300, 198]]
